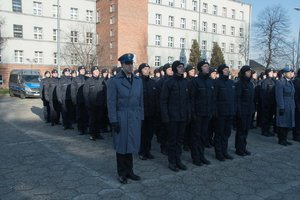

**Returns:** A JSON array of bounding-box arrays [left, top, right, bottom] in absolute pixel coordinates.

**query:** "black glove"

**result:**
[[279, 109, 284, 116], [111, 122, 120, 134]]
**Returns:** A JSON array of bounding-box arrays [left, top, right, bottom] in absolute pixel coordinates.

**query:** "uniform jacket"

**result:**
[[40, 77, 50, 103], [140, 75, 157, 117], [160, 75, 191, 122], [83, 76, 106, 109], [235, 77, 255, 116], [107, 71, 144, 154], [260, 77, 276, 106], [293, 77, 300, 110], [56, 76, 72, 104], [45, 77, 59, 102], [275, 77, 295, 128], [71, 75, 86, 105]]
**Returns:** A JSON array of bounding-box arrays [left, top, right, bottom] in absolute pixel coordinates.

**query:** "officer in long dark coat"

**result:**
[[40, 71, 51, 123], [189, 61, 214, 166], [235, 65, 255, 156], [83, 66, 106, 140], [71, 66, 88, 135], [293, 69, 300, 142], [100, 68, 110, 132], [214, 64, 235, 161], [107, 53, 144, 184], [138, 63, 157, 160], [260, 68, 276, 137], [161, 60, 190, 172], [275, 66, 295, 145], [57, 68, 73, 130], [45, 69, 61, 126], [155, 63, 174, 155]]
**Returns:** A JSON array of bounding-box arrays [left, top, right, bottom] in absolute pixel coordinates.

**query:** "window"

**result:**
[[180, 18, 186, 29], [192, 1, 198, 11], [222, 25, 226, 35], [221, 43, 226, 52], [155, 14, 161, 25], [96, 10, 100, 23], [169, 0, 174, 6], [213, 5, 218, 15], [86, 10, 93, 22], [52, 5, 58, 17], [34, 27, 43, 40], [168, 56, 174, 63], [168, 16, 174, 27], [201, 40, 207, 50], [239, 28, 244, 37], [231, 9, 236, 19], [168, 36, 174, 47], [181, 0, 186, 9], [110, 16, 115, 24], [71, 53, 78, 65], [239, 44, 243, 52], [240, 11, 244, 20], [110, 42, 113, 49], [155, 35, 161, 46], [222, 7, 227, 17], [86, 32, 93, 44], [96, 33, 99, 45], [110, 29, 114, 37], [180, 38, 186, 49], [53, 52, 57, 64], [53, 29, 57, 41], [33, 1, 42, 15], [110, 4, 115, 13], [156, 0, 161, 4], [70, 31, 78, 43], [212, 23, 217, 33], [192, 20, 197, 30], [212, 42, 217, 50], [231, 26, 235, 36], [154, 56, 161, 67], [13, 24, 23, 38], [202, 21, 207, 32], [230, 43, 234, 53], [70, 8, 78, 19], [14, 50, 23, 63], [202, 3, 207, 13], [12, 0, 22, 12], [34, 51, 43, 64]]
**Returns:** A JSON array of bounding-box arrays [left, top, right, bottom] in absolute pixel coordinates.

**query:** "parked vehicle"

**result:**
[[9, 69, 41, 99]]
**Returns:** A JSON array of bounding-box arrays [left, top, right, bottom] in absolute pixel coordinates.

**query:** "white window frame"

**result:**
[[180, 38, 186, 49], [70, 7, 78, 20], [52, 5, 58, 17], [154, 56, 161, 67], [169, 0, 174, 7], [54, 52, 57, 64], [222, 25, 226, 35], [202, 3, 207, 13], [155, 14, 161, 25], [96, 10, 100, 23], [12, 0, 22, 12], [156, 0, 161, 4], [168, 16, 174, 27], [34, 27, 43, 40], [240, 11, 244, 20], [239, 28, 244, 37], [221, 42, 226, 52], [231, 9, 236, 19], [155, 35, 161, 46], [168, 56, 174, 63], [201, 40, 207, 50], [86, 32, 93, 44], [70, 31, 78, 43], [86, 10, 93, 22], [110, 4, 115, 13], [33, 1, 42, 15], [180, 18, 186, 29], [53, 29, 57, 41], [222, 7, 227, 17], [231, 26, 235, 36], [192, 20, 197, 30], [192, 1, 198, 11], [34, 51, 43, 64], [212, 23, 217, 33], [71, 53, 78, 65], [202, 21, 207, 32], [213, 5, 218, 15], [110, 16, 115, 24], [230, 43, 234, 53], [168, 36, 174, 48], [14, 50, 23, 63], [13, 24, 23, 38], [181, 0, 186, 9]]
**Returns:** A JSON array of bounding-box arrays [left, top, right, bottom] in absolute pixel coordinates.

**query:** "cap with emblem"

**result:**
[[62, 68, 70, 74], [78, 66, 85, 72], [118, 53, 134, 64], [91, 66, 99, 73], [51, 69, 58, 74], [138, 63, 150, 73]]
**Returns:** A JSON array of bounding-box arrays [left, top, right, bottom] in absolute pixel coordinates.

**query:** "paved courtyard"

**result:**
[[1, 96, 300, 200]]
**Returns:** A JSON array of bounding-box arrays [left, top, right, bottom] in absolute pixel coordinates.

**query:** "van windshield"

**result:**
[[22, 75, 40, 83]]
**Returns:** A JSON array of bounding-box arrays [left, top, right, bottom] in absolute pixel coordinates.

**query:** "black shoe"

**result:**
[[224, 153, 234, 160], [216, 155, 226, 161], [146, 152, 154, 159], [183, 145, 190, 152], [97, 134, 104, 140], [118, 176, 127, 184], [139, 154, 147, 160], [161, 148, 168, 156], [262, 132, 271, 137], [235, 150, 246, 156], [192, 160, 203, 167], [200, 157, 211, 165], [244, 150, 251, 156], [293, 137, 300, 142], [127, 173, 141, 181], [51, 123, 55, 126], [176, 162, 187, 170], [79, 130, 86, 135], [168, 163, 179, 172], [278, 141, 287, 146], [286, 141, 293, 145], [89, 136, 96, 141]]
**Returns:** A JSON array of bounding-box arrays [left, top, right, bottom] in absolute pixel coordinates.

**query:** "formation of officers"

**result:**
[[40, 53, 300, 184]]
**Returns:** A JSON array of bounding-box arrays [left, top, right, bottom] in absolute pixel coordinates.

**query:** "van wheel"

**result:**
[[20, 93, 26, 99], [9, 90, 15, 97]]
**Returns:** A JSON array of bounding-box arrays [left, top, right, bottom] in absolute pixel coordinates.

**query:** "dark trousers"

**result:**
[[190, 116, 210, 163], [261, 104, 275, 134], [61, 99, 73, 128], [76, 102, 88, 132], [88, 106, 104, 137], [207, 116, 216, 145], [50, 99, 60, 124], [214, 116, 233, 156], [293, 109, 300, 140], [43, 101, 50, 123], [157, 118, 168, 151], [139, 116, 155, 156], [167, 121, 186, 164], [235, 115, 251, 153], [183, 121, 192, 148], [116, 153, 133, 177], [277, 127, 289, 143]]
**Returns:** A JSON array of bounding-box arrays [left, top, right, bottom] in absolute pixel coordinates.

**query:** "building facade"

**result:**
[[0, 0, 96, 88]]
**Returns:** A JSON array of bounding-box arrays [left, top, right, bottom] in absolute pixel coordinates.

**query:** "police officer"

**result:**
[[40, 71, 51, 123], [293, 69, 300, 142], [275, 66, 295, 146], [214, 64, 235, 161], [57, 68, 73, 130], [161, 60, 190, 172], [235, 65, 255, 156], [45, 69, 61, 126], [83, 66, 106, 140], [107, 53, 144, 184], [260, 68, 276, 136], [189, 61, 214, 166], [71, 66, 88, 135]]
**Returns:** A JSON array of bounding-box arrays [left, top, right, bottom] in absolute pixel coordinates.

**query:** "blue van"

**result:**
[[9, 69, 41, 99]]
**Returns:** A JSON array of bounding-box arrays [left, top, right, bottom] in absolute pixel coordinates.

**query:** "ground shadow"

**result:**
[[30, 106, 44, 121]]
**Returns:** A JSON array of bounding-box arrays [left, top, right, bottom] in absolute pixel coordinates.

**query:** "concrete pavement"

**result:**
[[1, 97, 300, 200]]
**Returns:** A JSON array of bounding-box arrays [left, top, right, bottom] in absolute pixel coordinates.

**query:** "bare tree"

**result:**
[[254, 5, 290, 68], [60, 24, 98, 69], [0, 18, 6, 52], [276, 39, 297, 69], [238, 31, 250, 65]]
